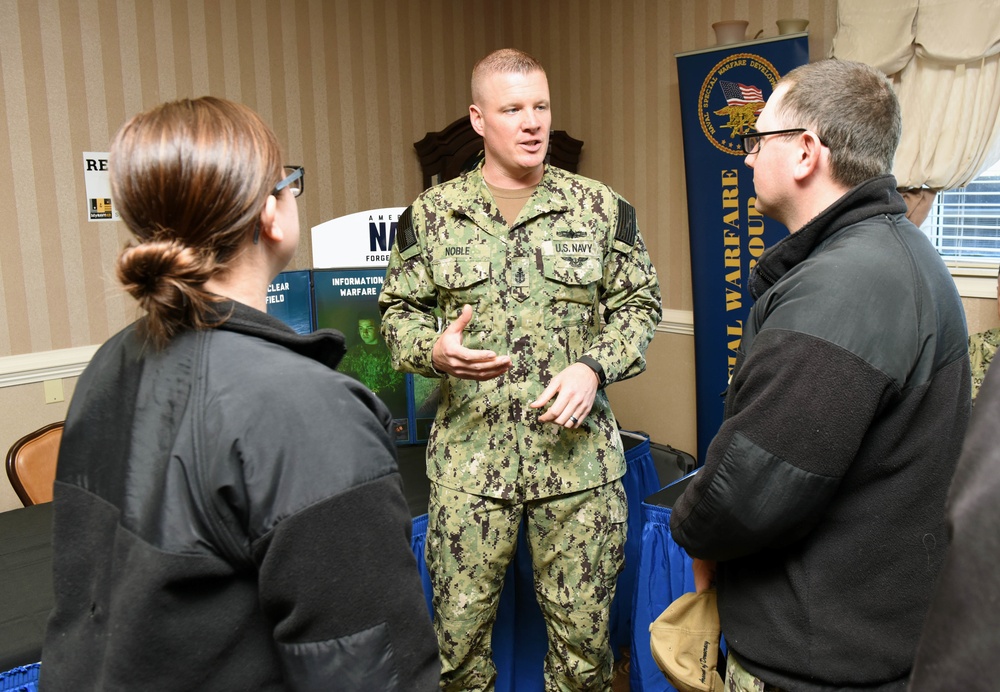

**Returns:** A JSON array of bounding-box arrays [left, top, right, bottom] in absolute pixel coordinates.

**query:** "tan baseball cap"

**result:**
[[649, 588, 725, 692]]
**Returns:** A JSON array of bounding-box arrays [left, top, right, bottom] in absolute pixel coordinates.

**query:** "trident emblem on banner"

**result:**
[[698, 52, 781, 155], [714, 80, 765, 137]]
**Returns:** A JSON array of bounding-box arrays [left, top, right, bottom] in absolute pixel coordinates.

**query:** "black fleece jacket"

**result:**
[[41, 302, 439, 691], [671, 176, 971, 691]]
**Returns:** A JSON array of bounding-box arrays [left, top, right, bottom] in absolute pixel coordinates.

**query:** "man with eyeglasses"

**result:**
[[670, 59, 970, 692]]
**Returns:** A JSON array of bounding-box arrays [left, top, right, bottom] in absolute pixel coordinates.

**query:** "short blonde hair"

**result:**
[[471, 48, 545, 104]]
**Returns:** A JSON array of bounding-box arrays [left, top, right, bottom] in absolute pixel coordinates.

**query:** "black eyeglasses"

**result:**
[[739, 128, 816, 155], [254, 166, 304, 244], [273, 165, 304, 198]]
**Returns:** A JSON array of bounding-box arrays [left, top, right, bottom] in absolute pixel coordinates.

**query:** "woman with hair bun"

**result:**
[[41, 97, 439, 691]]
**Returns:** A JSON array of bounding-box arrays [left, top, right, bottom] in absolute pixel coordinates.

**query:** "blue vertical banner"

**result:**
[[676, 35, 809, 463]]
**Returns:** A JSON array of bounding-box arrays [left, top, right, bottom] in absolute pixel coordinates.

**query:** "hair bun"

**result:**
[[117, 239, 219, 344]]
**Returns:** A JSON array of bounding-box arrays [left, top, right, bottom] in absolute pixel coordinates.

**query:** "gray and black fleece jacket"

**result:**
[[41, 302, 439, 691], [670, 175, 971, 692]]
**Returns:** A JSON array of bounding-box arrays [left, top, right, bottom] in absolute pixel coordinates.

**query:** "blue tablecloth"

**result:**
[[408, 431, 665, 691], [628, 498, 695, 691], [0, 663, 39, 692]]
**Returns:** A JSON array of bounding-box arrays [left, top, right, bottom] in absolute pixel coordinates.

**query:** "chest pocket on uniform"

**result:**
[[542, 254, 602, 326], [432, 257, 492, 332]]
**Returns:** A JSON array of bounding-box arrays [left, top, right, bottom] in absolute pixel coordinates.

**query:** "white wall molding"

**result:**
[[0, 345, 100, 388], [657, 309, 694, 336]]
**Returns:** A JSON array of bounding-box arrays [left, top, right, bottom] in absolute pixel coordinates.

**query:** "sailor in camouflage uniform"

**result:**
[[968, 327, 1000, 402], [378, 49, 661, 691], [968, 272, 1000, 402]]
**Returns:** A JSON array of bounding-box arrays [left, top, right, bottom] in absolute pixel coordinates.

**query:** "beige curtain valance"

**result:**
[[832, 0, 1000, 189]]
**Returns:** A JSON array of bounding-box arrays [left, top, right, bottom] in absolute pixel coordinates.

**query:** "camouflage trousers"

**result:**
[[426, 479, 627, 692], [726, 654, 787, 692]]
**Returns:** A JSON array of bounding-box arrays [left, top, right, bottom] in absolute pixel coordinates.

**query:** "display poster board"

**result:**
[[676, 34, 809, 462], [309, 207, 439, 443], [266, 269, 314, 334], [311, 206, 407, 268]]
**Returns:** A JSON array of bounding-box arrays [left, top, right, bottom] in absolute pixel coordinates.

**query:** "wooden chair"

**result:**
[[5, 421, 63, 506], [414, 116, 583, 189]]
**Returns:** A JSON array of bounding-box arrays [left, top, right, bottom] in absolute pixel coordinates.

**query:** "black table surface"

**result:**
[[643, 472, 695, 509], [397, 443, 432, 518], [0, 502, 53, 671]]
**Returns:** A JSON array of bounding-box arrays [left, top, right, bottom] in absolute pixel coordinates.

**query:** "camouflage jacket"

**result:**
[[969, 327, 1000, 402], [378, 164, 661, 500]]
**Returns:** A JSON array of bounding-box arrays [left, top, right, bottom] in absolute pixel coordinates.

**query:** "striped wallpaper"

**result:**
[[0, 0, 837, 358]]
